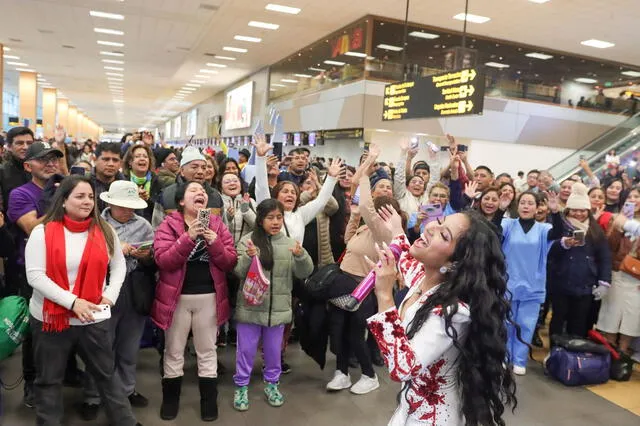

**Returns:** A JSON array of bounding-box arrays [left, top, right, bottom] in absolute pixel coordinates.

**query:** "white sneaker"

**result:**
[[513, 365, 526, 376], [326, 371, 352, 391], [350, 374, 380, 395]]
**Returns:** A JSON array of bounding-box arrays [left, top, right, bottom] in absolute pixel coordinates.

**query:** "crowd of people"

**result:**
[[0, 124, 639, 426]]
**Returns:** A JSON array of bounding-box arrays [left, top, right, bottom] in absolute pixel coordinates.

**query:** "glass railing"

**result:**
[[547, 112, 640, 180]]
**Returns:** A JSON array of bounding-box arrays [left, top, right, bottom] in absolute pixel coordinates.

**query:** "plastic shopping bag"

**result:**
[[242, 256, 270, 306], [0, 296, 29, 361]]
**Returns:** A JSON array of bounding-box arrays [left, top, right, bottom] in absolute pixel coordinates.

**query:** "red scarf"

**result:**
[[42, 215, 109, 332]]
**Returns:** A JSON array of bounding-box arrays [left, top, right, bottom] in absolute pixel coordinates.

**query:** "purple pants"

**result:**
[[233, 323, 285, 386]]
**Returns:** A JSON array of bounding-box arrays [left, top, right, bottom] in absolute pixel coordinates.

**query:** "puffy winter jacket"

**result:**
[[234, 231, 313, 327], [151, 211, 237, 329]]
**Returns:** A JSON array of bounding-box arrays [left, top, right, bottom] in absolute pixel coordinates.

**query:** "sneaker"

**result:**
[[128, 390, 149, 408], [281, 361, 291, 375], [23, 381, 35, 408], [350, 374, 379, 395], [513, 365, 527, 376], [264, 382, 284, 407], [326, 371, 352, 391], [233, 386, 249, 412], [78, 403, 100, 421]]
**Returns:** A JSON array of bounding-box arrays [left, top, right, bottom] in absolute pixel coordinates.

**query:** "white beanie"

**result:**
[[566, 182, 590, 210], [180, 146, 206, 167]]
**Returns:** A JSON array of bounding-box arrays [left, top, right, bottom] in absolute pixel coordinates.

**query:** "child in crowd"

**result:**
[[232, 199, 313, 411]]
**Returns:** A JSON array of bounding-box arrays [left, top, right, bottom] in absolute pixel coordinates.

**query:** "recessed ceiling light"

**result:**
[[525, 52, 553, 60], [324, 60, 345, 66], [199, 69, 219, 74], [248, 21, 280, 30], [574, 77, 598, 84], [185, 83, 200, 87], [100, 51, 124, 57], [7, 61, 28, 66], [15, 68, 36, 72], [453, 13, 491, 24], [308, 67, 326, 72], [293, 73, 313, 78], [103, 59, 124, 64], [281, 78, 298, 83], [214, 55, 236, 61], [90, 10, 125, 20], [97, 40, 124, 47], [344, 51, 368, 58], [234, 35, 262, 43], [581, 39, 615, 49], [223, 46, 248, 53], [622, 71, 640, 77], [408, 31, 440, 40], [377, 44, 403, 51], [528, 0, 550, 3], [272, 83, 287, 87], [107, 77, 123, 81], [94, 28, 124, 36], [106, 72, 124, 77], [190, 80, 206, 84], [113, 99, 125, 103], [104, 66, 124, 71], [2, 46, 10, 51], [3, 55, 20, 59], [206, 63, 227, 68], [265, 3, 301, 14], [485, 62, 510, 68]]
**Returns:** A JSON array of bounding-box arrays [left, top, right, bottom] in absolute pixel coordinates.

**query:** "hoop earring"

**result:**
[[439, 266, 449, 274]]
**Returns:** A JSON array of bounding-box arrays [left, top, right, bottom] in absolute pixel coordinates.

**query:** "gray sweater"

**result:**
[[102, 208, 154, 273]]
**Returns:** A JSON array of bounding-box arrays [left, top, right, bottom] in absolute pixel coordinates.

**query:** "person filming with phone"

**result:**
[[24, 175, 141, 426], [547, 182, 612, 342], [151, 181, 237, 422]]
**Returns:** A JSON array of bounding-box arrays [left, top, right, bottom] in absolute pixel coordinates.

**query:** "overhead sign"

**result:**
[[322, 128, 363, 140], [382, 68, 485, 121]]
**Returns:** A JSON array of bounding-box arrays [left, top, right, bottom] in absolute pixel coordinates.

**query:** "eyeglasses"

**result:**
[[34, 156, 59, 165]]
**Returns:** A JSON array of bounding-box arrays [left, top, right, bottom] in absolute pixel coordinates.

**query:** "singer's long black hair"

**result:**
[[404, 210, 519, 426]]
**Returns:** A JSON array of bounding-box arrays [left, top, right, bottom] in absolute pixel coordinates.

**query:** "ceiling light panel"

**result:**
[[528, 0, 551, 3], [234, 35, 262, 43], [294, 73, 313, 78], [223, 47, 248, 53], [453, 13, 491, 24], [100, 51, 124, 56], [106, 72, 123, 76], [485, 62, 510, 68], [214, 56, 236, 61], [7, 61, 28, 66], [15, 68, 36, 72], [94, 28, 124, 35], [102, 59, 124, 64], [324, 60, 345, 66], [265, 4, 301, 14], [377, 44, 403, 51], [199, 69, 219, 74], [248, 21, 279, 30], [308, 67, 326, 72], [581, 39, 615, 49], [97, 40, 124, 47], [344, 51, 368, 58], [104, 66, 124, 71], [3, 55, 20, 59], [575, 77, 598, 84], [621, 71, 640, 77], [281, 79, 298, 83], [206, 63, 227, 68], [90, 11, 125, 20], [408, 31, 440, 40], [525, 52, 553, 60]]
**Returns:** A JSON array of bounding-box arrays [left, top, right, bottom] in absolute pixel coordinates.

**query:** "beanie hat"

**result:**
[[413, 161, 430, 174], [155, 148, 173, 166], [370, 168, 391, 190], [179, 146, 205, 168], [566, 182, 590, 210]]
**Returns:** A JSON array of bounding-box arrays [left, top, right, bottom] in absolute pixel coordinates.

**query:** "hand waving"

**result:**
[[546, 191, 560, 213], [327, 158, 343, 178], [377, 204, 404, 236], [464, 181, 479, 199], [252, 134, 272, 157], [289, 240, 304, 257]]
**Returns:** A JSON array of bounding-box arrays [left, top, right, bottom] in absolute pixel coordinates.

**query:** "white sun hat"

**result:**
[[99, 180, 148, 209]]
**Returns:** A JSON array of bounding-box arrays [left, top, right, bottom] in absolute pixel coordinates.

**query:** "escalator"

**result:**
[[547, 112, 640, 181]]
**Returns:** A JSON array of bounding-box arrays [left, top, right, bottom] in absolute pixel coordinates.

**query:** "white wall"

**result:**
[[561, 82, 596, 106]]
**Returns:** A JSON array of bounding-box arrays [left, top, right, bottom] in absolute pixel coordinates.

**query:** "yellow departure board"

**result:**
[[382, 68, 485, 121]]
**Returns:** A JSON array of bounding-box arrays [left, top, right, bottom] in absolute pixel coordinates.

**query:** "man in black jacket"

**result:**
[[0, 126, 34, 212]]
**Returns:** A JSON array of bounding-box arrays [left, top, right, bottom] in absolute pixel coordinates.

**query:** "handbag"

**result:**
[[619, 254, 640, 280], [129, 266, 156, 316], [242, 256, 270, 306], [0, 296, 29, 361], [545, 346, 610, 386], [304, 263, 341, 300]]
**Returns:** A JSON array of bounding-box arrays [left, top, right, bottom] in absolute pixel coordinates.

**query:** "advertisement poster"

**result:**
[[225, 81, 253, 130]]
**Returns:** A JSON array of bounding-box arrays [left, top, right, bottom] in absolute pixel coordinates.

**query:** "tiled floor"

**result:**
[[1, 343, 638, 426]]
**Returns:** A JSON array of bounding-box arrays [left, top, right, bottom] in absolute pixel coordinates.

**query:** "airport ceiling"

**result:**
[[1, 0, 638, 130]]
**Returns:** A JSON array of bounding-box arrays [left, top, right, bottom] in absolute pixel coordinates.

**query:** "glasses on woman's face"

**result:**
[[431, 193, 448, 200]]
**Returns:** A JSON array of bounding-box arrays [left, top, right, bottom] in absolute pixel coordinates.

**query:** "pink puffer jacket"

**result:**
[[151, 211, 237, 330]]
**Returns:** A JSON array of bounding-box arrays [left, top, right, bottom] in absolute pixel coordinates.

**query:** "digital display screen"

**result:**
[[382, 68, 485, 121], [293, 132, 301, 146], [308, 132, 316, 146], [225, 81, 253, 130]]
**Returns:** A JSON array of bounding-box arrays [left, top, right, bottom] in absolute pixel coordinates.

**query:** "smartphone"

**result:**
[[457, 144, 468, 152], [198, 208, 211, 228], [420, 203, 444, 226], [91, 304, 112, 321], [70, 166, 86, 176], [426, 141, 440, 153], [622, 201, 635, 219], [351, 187, 361, 206], [410, 137, 419, 150], [573, 229, 586, 246], [131, 241, 153, 250]]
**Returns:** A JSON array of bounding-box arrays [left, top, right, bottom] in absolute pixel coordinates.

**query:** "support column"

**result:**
[[57, 98, 69, 130], [0, 44, 4, 123], [68, 106, 78, 138], [19, 71, 37, 129], [42, 88, 57, 139]]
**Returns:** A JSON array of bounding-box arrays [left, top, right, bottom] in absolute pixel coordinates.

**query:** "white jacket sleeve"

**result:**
[[393, 153, 408, 201], [25, 225, 77, 310], [298, 176, 337, 225], [255, 155, 271, 204], [102, 227, 127, 305]]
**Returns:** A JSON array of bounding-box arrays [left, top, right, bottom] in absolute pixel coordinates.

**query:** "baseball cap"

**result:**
[[25, 141, 63, 161]]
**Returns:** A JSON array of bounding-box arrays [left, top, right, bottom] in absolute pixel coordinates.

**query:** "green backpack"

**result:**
[[0, 296, 29, 361]]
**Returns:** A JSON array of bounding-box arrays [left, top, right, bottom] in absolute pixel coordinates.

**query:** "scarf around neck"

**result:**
[[42, 215, 109, 332], [566, 216, 589, 232], [130, 171, 151, 194]]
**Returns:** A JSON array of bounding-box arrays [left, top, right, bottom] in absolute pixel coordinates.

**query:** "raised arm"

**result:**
[[298, 159, 340, 224], [394, 139, 413, 200], [253, 135, 273, 204]]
